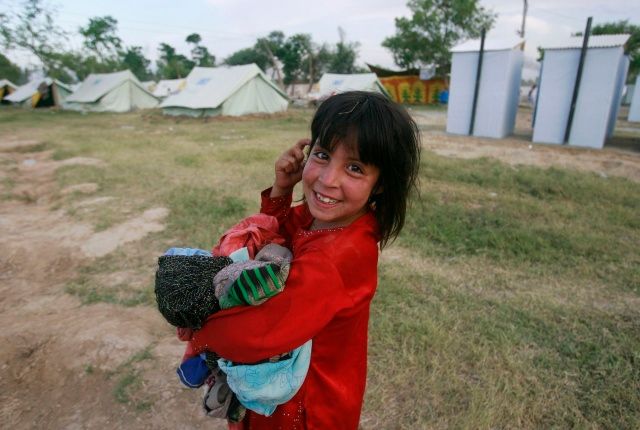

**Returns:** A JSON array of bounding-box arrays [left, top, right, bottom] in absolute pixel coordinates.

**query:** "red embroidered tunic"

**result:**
[[190, 188, 380, 430]]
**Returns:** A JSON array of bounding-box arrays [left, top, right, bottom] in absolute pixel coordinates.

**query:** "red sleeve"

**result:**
[[190, 247, 354, 363], [260, 187, 307, 246]]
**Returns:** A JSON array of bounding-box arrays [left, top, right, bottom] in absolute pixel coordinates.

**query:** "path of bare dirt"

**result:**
[[412, 108, 640, 182], [0, 140, 226, 429]]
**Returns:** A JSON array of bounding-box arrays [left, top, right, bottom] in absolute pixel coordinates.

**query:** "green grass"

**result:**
[[1, 107, 639, 428], [110, 347, 155, 411], [65, 277, 155, 307]]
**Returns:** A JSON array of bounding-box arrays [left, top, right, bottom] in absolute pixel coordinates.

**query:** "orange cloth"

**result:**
[[212, 213, 286, 259]]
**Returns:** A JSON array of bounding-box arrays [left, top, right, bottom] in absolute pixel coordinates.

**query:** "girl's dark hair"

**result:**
[[310, 91, 421, 249]]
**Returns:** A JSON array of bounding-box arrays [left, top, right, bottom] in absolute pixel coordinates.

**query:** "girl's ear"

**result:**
[[372, 183, 384, 196], [368, 185, 383, 204]]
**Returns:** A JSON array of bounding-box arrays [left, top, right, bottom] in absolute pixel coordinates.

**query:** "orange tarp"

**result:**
[[380, 76, 447, 104]]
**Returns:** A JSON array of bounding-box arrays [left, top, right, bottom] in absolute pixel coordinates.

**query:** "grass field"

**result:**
[[1, 106, 639, 428]]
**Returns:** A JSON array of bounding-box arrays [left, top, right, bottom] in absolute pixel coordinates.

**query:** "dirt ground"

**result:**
[[412, 107, 640, 182], [0, 109, 638, 429]]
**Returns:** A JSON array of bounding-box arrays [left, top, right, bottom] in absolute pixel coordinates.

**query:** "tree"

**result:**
[[328, 27, 360, 74], [280, 33, 312, 85], [576, 20, 640, 81], [256, 31, 286, 88], [382, 0, 495, 75], [186, 33, 215, 67], [79, 16, 122, 62], [311, 43, 333, 79], [224, 47, 270, 71], [156, 42, 194, 79], [0, 0, 67, 76], [0, 53, 26, 83], [121, 46, 152, 81]]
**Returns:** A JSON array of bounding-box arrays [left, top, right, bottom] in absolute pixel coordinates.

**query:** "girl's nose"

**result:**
[[318, 163, 340, 187]]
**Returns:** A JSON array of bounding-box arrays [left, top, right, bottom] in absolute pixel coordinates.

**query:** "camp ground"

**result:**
[[152, 79, 186, 98], [160, 64, 289, 117], [309, 73, 388, 100], [4, 78, 72, 108], [65, 70, 159, 112], [0, 79, 18, 104]]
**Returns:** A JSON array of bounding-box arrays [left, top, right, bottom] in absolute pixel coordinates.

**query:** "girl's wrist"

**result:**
[[270, 184, 293, 198]]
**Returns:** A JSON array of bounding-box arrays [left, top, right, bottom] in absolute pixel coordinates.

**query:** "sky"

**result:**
[[2, 0, 639, 80]]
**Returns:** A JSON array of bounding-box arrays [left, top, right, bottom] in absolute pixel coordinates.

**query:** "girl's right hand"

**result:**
[[271, 139, 311, 198]]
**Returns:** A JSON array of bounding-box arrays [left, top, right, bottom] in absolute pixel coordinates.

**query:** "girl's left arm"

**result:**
[[189, 246, 374, 363]]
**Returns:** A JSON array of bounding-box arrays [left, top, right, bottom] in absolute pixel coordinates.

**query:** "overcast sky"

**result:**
[[2, 0, 639, 78]]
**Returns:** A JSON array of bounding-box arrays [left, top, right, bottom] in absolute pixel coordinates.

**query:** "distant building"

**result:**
[[160, 64, 289, 117], [308, 73, 388, 102], [532, 34, 630, 149], [446, 37, 524, 139], [0, 79, 18, 104], [629, 75, 640, 122], [4, 78, 72, 108], [66, 70, 159, 112], [368, 64, 446, 104]]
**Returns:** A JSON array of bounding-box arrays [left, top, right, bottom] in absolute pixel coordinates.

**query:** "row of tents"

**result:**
[[0, 65, 389, 117]]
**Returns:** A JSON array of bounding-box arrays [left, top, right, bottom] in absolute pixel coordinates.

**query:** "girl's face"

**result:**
[[302, 139, 380, 230]]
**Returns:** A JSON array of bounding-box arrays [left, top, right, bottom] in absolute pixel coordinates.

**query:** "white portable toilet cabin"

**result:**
[[532, 34, 630, 149], [446, 37, 524, 139], [160, 64, 289, 117], [66, 70, 159, 112], [628, 75, 640, 122]]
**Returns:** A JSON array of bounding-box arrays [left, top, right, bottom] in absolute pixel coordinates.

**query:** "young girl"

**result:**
[[189, 91, 421, 429]]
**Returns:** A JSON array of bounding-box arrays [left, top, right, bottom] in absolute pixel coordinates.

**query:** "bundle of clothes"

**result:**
[[154, 213, 311, 422]]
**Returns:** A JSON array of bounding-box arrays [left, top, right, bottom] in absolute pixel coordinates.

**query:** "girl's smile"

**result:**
[[302, 139, 380, 230]]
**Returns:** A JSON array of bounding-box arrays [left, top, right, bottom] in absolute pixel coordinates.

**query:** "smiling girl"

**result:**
[[190, 91, 421, 429]]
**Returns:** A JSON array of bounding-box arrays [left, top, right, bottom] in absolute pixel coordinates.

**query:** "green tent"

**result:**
[[66, 70, 159, 112], [160, 64, 289, 117]]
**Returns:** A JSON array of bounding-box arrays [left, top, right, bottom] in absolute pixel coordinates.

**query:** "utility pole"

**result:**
[[519, 0, 528, 38]]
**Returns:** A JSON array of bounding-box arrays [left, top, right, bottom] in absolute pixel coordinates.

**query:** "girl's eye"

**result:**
[[347, 164, 363, 174], [313, 150, 329, 160]]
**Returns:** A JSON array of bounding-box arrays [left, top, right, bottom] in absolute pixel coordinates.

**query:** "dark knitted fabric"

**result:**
[[155, 255, 233, 329]]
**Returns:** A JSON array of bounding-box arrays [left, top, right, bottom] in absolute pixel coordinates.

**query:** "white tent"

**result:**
[[66, 70, 159, 112], [629, 75, 640, 122], [311, 73, 387, 100], [0, 79, 18, 103], [153, 79, 186, 98], [532, 35, 630, 149], [141, 81, 157, 92], [446, 37, 524, 139], [160, 64, 289, 117], [4, 78, 72, 108]]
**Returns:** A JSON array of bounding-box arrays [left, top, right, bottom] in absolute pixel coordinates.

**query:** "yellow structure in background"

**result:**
[[380, 76, 447, 104]]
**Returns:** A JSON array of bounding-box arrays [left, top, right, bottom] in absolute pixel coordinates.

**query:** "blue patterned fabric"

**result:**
[[218, 340, 312, 416], [164, 247, 212, 256]]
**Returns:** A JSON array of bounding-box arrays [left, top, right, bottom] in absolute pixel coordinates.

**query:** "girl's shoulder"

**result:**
[[294, 212, 379, 263]]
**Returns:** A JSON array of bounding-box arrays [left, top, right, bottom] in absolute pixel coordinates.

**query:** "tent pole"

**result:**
[[469, 28, 486, 135], [564, 16, 592, 144]]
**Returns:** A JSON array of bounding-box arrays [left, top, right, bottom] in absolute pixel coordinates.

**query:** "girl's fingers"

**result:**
[[292, 139, 310, 162]]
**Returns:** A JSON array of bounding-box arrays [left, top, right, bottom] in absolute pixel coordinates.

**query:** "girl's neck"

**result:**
[[309, 209, 367, 231]]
